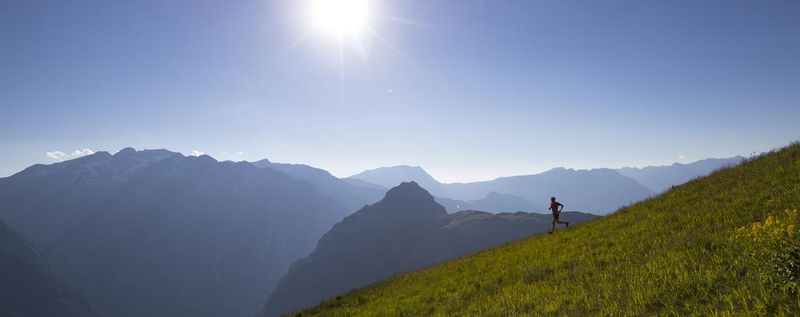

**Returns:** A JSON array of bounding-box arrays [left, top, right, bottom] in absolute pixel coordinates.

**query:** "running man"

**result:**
[[549, 196, 569, 234]]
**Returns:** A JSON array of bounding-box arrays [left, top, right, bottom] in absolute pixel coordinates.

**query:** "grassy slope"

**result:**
[[297, 143, 800, 316]]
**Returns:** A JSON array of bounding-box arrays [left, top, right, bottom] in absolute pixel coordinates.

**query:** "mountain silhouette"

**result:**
[[616, 156, 745, 192], [0, 149, 348, 317], [0, 219, 97, 317], [0, 147, 173, 243], [347, 166, 444, 194], [260, 182, 596, 316], [446, 168, 653, 214], [349, 166, 652, 214], [342, 177, 387, 190], [347, 156, 745, 215], [252, 159, 384, 211]]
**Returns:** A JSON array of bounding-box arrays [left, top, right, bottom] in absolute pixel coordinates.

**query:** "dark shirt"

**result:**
[[550, 201, 563, 213]]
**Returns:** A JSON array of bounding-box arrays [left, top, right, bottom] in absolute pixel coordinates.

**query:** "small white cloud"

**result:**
[[190, 150, 204, 157], [677, 155, 686, 160], [46, 151, 66, 160], [46, 148, 95, 161]]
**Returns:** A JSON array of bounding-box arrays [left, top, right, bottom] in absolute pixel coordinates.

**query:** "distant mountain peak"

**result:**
[[542, 167, 570, 174], [192, 154, 218, 163], [90, 151, 113, 159], [347, 166, 443, 195], [372, 165, 431, 178], [351, 165, 434, 177], [116, 147, 137, 156], [386, 164, 424, 170], [253, 158, 271, 165], [111, 147, 175, 161]]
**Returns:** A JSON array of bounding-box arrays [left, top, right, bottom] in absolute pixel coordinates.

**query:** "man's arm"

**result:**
[[558, 203, 564, 213]]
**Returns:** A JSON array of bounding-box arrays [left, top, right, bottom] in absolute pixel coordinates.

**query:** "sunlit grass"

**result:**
[[295, 143, 800, 316]]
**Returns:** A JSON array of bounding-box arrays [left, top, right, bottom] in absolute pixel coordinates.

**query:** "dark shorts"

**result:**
[[552, 212, 559, 221]]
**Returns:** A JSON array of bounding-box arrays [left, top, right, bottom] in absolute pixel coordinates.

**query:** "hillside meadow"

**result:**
[[296, 143, 800, 316]]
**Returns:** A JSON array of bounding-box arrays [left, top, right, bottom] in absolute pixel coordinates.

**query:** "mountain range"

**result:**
[[616, 156, 745, 193], [260, 182, 597, 316], [251, 159, 384, 212], [347, 157, 744, 214], [350, 167, 651, 214], [0, 148, 349, 317]]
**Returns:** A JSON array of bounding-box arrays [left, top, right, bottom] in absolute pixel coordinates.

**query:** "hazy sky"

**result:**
[[2, 0, 799, 182]]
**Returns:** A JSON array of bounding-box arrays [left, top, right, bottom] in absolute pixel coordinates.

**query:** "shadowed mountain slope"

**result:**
[[252, 159, 384, 211], [0, 219, 97, 317], [0, 148, 173, 243]]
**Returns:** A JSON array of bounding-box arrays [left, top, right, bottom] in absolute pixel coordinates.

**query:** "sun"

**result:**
[[309, 0, 371, 38]]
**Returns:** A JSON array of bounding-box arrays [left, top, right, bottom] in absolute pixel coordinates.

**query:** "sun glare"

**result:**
[[309, 0, 371, 38]]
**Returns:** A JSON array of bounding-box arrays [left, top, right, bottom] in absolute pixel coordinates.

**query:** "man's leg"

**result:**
[[550, 219, 556, 233], [556, 212, 568, 227]]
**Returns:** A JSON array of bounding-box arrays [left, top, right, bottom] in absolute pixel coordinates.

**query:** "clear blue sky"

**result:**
[[1, 0, 798, 182]]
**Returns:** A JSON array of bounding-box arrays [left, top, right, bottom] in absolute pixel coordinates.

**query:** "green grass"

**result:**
[[296, 143, 800, 316]]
